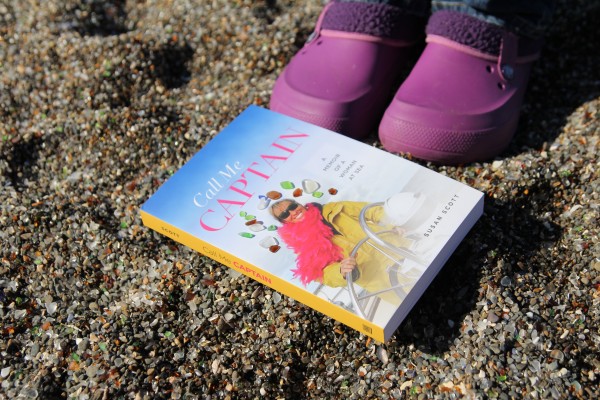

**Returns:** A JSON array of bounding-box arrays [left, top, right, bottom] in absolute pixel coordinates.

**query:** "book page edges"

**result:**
[[140, 209, 387, 342]]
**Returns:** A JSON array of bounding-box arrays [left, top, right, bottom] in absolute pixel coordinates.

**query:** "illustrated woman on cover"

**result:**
[[270, 198, 417, 306]]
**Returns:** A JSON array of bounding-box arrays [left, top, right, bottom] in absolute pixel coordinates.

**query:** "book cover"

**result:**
[[140, 105, 484, 342]]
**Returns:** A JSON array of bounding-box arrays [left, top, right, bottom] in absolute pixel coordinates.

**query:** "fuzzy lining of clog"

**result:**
[[426, 10, 542, 57], [321, 1, 424, 41]]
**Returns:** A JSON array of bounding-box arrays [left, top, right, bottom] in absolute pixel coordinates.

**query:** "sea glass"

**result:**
[[257, 195, 271, 210], [280, 181, 295, 189], [259, 236, 279, 249], [249, 223, 265, 232], [266, 191, 282, 200], [302, 179, 320, 194]]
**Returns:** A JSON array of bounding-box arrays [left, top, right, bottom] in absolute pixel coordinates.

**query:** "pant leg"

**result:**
[[431, 0, 557, 38]]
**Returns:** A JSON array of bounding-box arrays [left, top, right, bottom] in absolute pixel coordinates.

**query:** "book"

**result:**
[[140, 105, 484, 342]]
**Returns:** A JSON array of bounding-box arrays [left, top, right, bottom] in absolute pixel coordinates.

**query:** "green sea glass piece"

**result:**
[[239, 211, 247, 217], [280, 181, 295, 189], [245, 214, 256, 221], [239, 232, 255, 238], [267, 225, 278, 231], [312, 191, 324, 198]]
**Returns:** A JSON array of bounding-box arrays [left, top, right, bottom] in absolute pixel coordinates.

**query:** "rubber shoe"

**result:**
[[270, 1, 424, 139], [379, 11, 542, 164]]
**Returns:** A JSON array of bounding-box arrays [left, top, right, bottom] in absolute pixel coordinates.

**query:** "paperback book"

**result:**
[[141, 105, 484, 342]]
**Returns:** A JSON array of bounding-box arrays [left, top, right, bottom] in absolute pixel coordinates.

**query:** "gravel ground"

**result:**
[[0, 1, 598, 399]]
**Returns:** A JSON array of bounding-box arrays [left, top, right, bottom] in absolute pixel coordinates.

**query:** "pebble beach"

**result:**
[[0, 0, 598, 398]]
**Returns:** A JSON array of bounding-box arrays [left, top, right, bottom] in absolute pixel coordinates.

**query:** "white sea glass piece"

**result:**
[[249, 223, 265, 232], [259, 236, 279, 249], [302, 179, 320, 194], [257, 195, 271, 210]]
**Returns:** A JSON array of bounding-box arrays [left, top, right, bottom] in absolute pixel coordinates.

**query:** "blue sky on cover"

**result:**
[[143, 106, 300, 224]]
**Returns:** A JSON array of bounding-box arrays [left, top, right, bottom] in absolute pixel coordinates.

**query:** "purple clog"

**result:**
[[379, 11, 543, 164], [270, 1, 424, 139]]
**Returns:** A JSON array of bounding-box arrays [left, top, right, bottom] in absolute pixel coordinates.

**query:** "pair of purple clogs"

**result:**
[[270, 2, 542, 164]]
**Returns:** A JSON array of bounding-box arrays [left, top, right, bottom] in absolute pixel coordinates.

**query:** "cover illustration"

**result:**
[[141, 106, 484, 341]]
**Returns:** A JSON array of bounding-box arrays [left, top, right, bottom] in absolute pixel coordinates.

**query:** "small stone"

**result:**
[[212, 359, 220, 374], [45, 302, 58, 315], [530, 360, 541, 372], [19, 388, 38, 398], [280, 181, 295, 189], [500, 276, 512, 287], [491, 160, 504, 170], [31, 343, 39, 357], [487, 312, 500, 323], [68, 361, 80, 371], [550, 349, 565, 361], [376, 347, 389, 364]]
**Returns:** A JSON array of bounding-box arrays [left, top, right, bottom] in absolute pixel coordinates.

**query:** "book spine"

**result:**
[[140, 210, 385, 342]]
